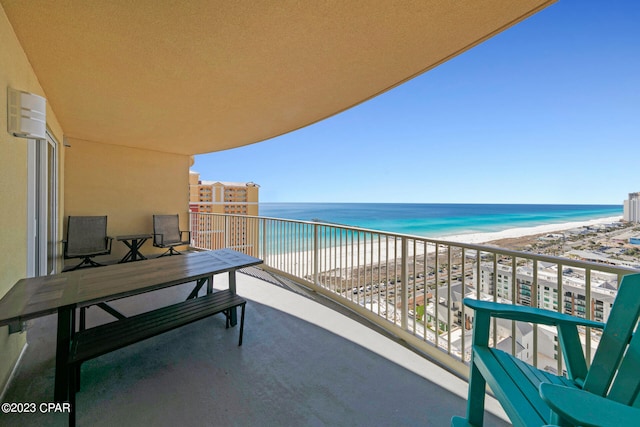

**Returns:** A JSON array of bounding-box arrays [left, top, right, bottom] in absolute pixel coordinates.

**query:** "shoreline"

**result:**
[[261, 216, 626, 274], [439, 216, 623, 245]]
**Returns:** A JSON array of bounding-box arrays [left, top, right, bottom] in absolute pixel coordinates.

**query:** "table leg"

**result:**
[[229, 270, 237, 327], [131, 239, 148, 261], [119, 240, 135, 263], [119, 239, 148, 263], [207, 275, 213, 294], [54, 306, 74, 402], [187, 278, 207, 300]]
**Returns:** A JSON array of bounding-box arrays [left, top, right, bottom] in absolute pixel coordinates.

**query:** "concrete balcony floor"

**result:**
[[2, 267, 507, 426]]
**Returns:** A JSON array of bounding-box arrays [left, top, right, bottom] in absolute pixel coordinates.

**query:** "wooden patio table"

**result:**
[[0, 248, 262, 402]]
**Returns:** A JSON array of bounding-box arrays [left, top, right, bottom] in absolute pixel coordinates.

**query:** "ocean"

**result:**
[[258, 203, 623, 238]]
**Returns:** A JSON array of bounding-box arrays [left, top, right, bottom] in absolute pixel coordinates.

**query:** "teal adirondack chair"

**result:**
[[452, 272, 640, 427]]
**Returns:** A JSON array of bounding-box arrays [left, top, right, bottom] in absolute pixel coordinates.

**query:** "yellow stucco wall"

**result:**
[[0, 5, 64, 394], [1, 3, 188, 394], [64, 138, 191, 262]]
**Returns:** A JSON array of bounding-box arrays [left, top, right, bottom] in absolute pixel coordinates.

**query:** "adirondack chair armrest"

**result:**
[[540, 383, 640, 427], [463, 298, 605, 329]]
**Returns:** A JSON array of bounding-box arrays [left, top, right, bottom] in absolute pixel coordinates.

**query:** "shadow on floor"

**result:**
[[2, 272, 508, 426]]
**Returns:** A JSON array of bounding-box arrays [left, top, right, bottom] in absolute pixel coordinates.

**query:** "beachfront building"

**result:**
[[476, 263, 616, 323], [189, 171, 259, 215], [623, 192, 640, 223], [189, 171, 259, 254]]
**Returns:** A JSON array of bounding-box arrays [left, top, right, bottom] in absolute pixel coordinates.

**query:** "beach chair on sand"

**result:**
[[452, 272, 640, 427]]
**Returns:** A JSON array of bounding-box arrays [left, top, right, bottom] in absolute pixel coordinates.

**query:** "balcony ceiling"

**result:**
[[2, 0, 555, 155]]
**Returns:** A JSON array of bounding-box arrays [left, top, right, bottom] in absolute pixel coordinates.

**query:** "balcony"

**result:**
[[2, 2, 612, 424], [4, 212, 636, 426], [2, 267, 508, 426], [190, 213, 637, 376]]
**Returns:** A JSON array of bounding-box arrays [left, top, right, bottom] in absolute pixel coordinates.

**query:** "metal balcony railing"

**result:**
[[189, 212, 637, 378]]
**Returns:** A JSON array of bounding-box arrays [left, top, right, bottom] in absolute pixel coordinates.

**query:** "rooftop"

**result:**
[[2, 268, 507, 426]]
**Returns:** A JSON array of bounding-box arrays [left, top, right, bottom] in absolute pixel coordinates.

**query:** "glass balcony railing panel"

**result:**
[[190, 212, 636, 377]]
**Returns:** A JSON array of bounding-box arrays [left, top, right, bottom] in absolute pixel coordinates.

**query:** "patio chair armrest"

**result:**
[[180, 230, 191, 242], [539, 383, 640, 427], [153, 233, 164, 246], [463, 298, 604, 329], [106, 236, 113, 251]]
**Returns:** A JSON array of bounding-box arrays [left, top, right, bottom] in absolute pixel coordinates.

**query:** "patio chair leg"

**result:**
[[65, 257, 106, 271], [87, 258, 104, 267], [168, 247, 182, 256], [159, 247, 182, 257]]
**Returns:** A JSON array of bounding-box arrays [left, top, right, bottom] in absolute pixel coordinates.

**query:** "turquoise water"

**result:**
[[259, 203, 622, 238]]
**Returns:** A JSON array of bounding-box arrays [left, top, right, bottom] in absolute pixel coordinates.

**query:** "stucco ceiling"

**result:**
[[2, 0, 555, 155]]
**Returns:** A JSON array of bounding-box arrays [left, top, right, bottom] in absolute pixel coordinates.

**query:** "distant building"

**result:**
[[476, 263, 616, 323], [189, 171, 259, 255], [623, 192, 640, 223], [189, 171, 259, 215]]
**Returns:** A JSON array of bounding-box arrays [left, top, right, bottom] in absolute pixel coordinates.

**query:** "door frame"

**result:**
[[26, 130, 59, 277]]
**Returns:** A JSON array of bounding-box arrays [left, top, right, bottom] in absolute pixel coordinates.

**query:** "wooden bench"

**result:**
[[68, 289, 247, 425], [452, 272, 640, 427]]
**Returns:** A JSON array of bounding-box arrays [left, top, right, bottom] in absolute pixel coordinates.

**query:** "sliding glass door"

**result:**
[[27, 132, 58, 277]]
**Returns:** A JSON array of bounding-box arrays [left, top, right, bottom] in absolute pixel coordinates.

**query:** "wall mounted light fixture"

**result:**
[[7, 87, 47, 139]]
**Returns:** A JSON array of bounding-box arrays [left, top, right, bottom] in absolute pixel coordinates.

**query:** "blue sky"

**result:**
[[193, 1, 639, 205]]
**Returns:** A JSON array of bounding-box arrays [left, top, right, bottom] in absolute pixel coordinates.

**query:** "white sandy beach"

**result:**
[[440, 215, 623, 245], [262, 215, 624, 275]]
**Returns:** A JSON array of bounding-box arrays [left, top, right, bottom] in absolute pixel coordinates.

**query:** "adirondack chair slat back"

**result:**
[[608, 325, 640, 406], [583, 274, 640, 404]]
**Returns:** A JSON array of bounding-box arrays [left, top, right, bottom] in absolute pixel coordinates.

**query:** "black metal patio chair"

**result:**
[[153, 214, 191, 256], [63, 216, 113, 271]]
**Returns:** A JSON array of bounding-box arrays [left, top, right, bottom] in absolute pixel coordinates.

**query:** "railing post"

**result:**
[[224, 215, 230, 248], [261, 218, 266, 261], [189, 211, 194, 246], [401, 237, 408, 330], [313, 224, 319, 286]]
